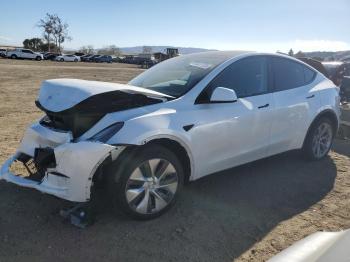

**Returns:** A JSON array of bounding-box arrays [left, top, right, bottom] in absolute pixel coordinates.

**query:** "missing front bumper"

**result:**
[[1, 154, 69, 198], [0, 121, 124, 202]]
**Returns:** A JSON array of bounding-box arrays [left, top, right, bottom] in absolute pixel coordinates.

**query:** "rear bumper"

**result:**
[[0, 122, 123, 202]]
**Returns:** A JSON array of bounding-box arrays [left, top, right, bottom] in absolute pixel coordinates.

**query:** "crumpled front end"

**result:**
[[0, 121, 123, 202]]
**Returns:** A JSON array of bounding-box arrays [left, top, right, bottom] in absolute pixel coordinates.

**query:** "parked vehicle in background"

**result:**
[[298, 57, 329, 78], [44, 52, 61, 61], [322, 61, 350, 86], [338, 77, 350, 139], [0, 51, 340, 220], [140, 59, 157, 69], [113, 56, 124, 63], [88, 55, 101, 62], [341, 55, 350, 63], [55, 54, 80, 62], [6, 48, 43, 60], [94, 55, 113, 63], [0, 49, 7, 57], [74, 52, 85, 57], [340, 76, 350, 103], [80, 54, 94, 62]]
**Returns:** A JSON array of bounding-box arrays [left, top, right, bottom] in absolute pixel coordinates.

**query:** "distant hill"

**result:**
[[119, 46, 216, 55], [303, 50, 350, 61]]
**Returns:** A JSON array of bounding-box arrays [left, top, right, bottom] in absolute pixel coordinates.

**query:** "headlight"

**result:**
[[89, 122, 124, 143]]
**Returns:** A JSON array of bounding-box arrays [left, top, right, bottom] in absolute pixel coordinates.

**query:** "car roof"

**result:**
[[181, 51, 317, 69], [183, 50, 252, 60]]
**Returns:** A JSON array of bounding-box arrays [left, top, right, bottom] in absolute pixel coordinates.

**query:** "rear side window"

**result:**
[[272, 57, 316, 91], [207, 56, 268, 98], [304, 66, 316, 83]]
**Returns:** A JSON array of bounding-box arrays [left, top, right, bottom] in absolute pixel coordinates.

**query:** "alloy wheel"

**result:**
[[125, 159, 178, 215], [312, 122, 333, 158]]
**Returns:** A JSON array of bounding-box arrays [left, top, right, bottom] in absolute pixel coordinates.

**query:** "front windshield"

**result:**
[[129, 51, 243, 97]]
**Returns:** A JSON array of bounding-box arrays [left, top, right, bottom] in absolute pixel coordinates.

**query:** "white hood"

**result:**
[[38, 79, 171, 112]]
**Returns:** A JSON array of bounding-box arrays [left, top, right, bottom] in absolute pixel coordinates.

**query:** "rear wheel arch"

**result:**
[[303, 109, 338, 147]]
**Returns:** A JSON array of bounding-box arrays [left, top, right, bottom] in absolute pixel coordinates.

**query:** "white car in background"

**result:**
[[6, 48, 43, 60], [0, 51, 340, 220], [56, 54, 80, 62]]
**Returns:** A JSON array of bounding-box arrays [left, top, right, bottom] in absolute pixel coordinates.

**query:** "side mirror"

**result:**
[[210, 87, 238, 103]]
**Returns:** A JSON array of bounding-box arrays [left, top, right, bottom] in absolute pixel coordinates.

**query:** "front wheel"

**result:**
[[109, 145, 183, 220], [11, 54, 17, 59], [36, 56, 42, 61], [303, 117, 334, 160], [60, 58, 64, 62]]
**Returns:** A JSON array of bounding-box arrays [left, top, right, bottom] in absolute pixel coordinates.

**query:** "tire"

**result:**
[[11, 54, 17, 59], [74, 59, 78, 62], [60, 58, 64, 62], [303, 117, 334, 160], [108, 145, 184, 220], [36, 56, 41, 61]]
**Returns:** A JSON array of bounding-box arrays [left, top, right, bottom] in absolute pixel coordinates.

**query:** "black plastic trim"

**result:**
[[183, 124, 194, 132]]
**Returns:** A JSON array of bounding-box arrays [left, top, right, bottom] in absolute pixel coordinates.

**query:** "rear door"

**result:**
[[22, 49, 33, 59], [269, 56, 319, 155], [190, 56, 275, 178]]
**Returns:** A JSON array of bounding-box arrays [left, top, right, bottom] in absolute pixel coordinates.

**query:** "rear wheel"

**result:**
[[303, 117, 334, 160], [109, 145, 183, 220], [35, 56, 41, 61], [74, 59, 78, 62], [60, 58, 64, 62], [11, 54, 17, 59]]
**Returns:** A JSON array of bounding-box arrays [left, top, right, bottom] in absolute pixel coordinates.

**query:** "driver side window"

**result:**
[[205, 56, 268, 99]]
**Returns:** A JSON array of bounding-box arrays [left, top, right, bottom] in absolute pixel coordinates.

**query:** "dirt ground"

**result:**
[[0, 59, 349, 262]]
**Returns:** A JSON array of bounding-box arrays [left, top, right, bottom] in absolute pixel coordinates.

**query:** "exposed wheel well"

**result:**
[[303, 109, 339, 146], [92, 139, 192, 187]]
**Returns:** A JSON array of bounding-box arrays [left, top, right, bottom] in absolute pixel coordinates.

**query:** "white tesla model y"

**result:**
[[0, 51, 340, 219]]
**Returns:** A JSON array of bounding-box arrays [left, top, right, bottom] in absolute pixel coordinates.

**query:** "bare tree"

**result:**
[[79, 45, 95, 54], [295, 51, 306, 58], [288, 48, 294, 57], [97, 45, 121, 55], [38, 13, 71, 52], [53, 15, 71, 52], [37, 13, 55, 52]]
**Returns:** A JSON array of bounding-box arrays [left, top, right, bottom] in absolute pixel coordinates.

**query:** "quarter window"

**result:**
[[272, 57, 316, 91], [207, 56, 268, 98], [304, 66, 316, 83]]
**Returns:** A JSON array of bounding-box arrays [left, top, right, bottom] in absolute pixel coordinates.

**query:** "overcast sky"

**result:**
[[1, 0, 349, 52]]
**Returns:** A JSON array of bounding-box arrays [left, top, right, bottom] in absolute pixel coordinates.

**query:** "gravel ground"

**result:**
[[0, 59, 349, 262]]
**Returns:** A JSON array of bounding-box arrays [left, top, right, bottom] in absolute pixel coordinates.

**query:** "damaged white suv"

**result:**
[[0, 51, 340, 219]]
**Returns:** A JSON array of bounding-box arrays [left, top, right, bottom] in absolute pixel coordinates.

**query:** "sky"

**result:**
[[1, 0, 350, 53]]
